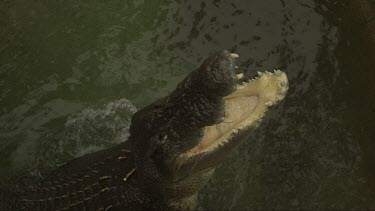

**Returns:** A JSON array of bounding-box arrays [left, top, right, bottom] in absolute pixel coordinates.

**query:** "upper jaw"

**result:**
[[197, 50, 239, 97]]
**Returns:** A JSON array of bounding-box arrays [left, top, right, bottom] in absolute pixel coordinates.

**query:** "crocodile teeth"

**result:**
[[257, 71, 263, 76], [235, 65, 239, 69], [236, 73, 244, 79], [274, 69, 283, 76], [265, 101, 274, 106], [231, 53, 239, 59]]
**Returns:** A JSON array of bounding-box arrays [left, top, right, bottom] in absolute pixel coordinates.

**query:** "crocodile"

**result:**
[[11, 50, 288, 210]]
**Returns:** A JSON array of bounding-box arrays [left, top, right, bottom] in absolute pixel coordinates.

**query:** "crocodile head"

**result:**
[[130, 50, 288, 209]]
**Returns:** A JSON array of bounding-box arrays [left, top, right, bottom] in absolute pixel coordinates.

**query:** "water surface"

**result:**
[[1, 0, 374, 209]]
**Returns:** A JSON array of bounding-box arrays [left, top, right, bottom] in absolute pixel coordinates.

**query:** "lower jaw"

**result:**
[[185, 95, 260, 156]]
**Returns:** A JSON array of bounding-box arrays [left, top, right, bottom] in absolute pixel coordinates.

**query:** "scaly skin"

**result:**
[[11, 50, 287, 210], [16, 142, 167, 210]]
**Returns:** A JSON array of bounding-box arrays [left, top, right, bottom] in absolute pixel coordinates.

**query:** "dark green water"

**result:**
[[1, 0, 375, 209]]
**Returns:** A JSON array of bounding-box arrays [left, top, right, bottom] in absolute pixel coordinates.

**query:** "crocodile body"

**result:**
[[16, 142, 167, 210], [9, 50, 289, 210]]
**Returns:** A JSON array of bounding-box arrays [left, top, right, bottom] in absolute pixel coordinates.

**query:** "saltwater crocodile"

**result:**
[[12, 50, 288, 210]]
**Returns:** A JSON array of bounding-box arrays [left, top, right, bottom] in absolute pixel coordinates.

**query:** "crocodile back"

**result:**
[[14, 141, 167, 210]]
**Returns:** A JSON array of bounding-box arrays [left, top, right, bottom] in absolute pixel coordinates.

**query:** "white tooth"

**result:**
[[231, 53, 239, 58], [236, 73, 244, 79], [265, 101, 274, 106], [257, 71, 263, 76], [235, 65, 239, 69]]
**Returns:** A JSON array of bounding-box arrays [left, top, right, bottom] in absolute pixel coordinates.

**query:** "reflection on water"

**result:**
[[0, 0, 374, 209]]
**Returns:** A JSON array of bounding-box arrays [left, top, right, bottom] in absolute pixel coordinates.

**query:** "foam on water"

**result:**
[[35, 98, 136, 171]]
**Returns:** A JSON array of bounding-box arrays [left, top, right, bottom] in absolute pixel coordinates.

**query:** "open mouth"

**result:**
[[181, 53, 289, 158]]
